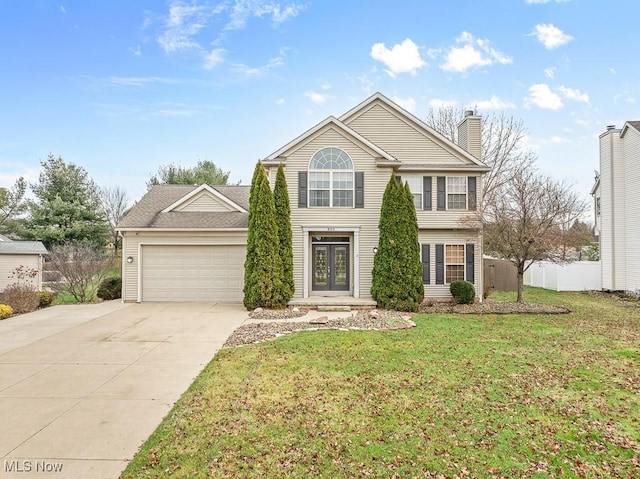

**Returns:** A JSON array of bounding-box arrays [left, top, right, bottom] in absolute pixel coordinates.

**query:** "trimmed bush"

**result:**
[[0, 304, 13, 319], [38, 291, 55, 308], [97, 277, 122, 300], [274, 163, 294, 300], [2, 283, 40, 314], [450, 280, 476, 304], [371, 175, 424, 312]]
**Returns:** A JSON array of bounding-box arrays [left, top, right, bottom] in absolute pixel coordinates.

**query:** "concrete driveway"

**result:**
[[0, 301, 249, 479]]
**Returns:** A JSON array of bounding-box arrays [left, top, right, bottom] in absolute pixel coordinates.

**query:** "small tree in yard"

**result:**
[[243, 162, 286, 310], [274, 164, 294, 300], [371, 175, 424, 312], [481, 168, 586, 302], [47, 240, 111, 303]]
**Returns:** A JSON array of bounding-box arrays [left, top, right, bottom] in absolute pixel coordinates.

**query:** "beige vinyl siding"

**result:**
[[419, 230, 482, 300], [459, 116, 481, 159], [599, 132, 613, 290], [282, 126, 387, 299], [175, 191, 236, 212], [121, 230, 247, 302], [623, 126, 640, 293], [611, 133, 626, 290], [343, 102, 471, 165], [0, 254, 42, 291]]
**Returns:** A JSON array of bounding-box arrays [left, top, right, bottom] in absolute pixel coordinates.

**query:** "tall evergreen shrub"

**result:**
[[371, 175, 424, 311], [243, 162, 286, 309], [274, 164, 294, 300]]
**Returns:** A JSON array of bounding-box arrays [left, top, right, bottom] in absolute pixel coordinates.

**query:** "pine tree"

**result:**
[[274, 164, 294, 300], [243, 162, 286, 309], [371, 174, 424, 311]]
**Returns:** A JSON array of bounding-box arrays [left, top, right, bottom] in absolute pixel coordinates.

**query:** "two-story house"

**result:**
[[592, 121, 640, 294], [118, 93, 489, 304]]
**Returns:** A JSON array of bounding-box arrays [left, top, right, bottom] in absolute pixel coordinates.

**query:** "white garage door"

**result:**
[[141, 245, 245, 302]]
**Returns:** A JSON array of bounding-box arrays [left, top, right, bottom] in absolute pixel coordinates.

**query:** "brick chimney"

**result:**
[[457, 110, 482, 159]]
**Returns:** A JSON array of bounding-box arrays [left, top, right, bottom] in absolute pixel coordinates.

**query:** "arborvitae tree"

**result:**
[[371, 174, 424, 311], [243, 162, 286, 310], [274, 164, 294, 300]]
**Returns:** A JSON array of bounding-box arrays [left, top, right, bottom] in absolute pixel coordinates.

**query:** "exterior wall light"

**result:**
[[373, 247, 378, 254], [127, 256, 134, 264]]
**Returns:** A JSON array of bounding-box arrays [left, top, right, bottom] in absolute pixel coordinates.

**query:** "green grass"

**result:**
[[122, 288, 640, 478]]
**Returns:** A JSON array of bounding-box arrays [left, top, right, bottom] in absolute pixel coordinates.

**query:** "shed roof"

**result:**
[[0, 241, 48, 255]]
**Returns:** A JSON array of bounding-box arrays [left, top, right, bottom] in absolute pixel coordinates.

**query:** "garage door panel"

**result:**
[[141, 245, 245, 302]]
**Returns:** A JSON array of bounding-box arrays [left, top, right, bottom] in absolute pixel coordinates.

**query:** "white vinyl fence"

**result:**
[[524, 261, 601, 291]]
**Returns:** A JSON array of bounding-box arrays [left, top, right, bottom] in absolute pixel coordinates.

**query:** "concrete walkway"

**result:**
[[0, 301, 251, 479]]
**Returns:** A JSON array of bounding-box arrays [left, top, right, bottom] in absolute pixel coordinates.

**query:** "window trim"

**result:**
[[403, 175, 423, 210], [445, 244, 466, 284], [446, 177, 468, 211], [308, 147, 354, 208]]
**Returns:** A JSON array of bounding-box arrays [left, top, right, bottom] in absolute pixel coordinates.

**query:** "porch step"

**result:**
[[317, 305, 351, 312]]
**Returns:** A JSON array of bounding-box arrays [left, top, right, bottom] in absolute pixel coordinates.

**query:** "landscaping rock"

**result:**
[[309, 316, 329, 324]]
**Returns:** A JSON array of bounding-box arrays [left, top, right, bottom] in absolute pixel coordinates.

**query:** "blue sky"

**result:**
[[1, 0, 638, 210]]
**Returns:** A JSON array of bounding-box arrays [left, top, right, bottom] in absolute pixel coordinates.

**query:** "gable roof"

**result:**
[[339, 92, 489, 169], [0, 241, 47, 255], [621, 120, 640, 137], [118, 185, 250, 230], [262, 116, 397, 164], [161, 183, 248, 213]]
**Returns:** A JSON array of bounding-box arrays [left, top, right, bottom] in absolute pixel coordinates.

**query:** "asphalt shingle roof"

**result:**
[[117, 184, 250, 229], [0, 241, 48, 255], [627, 121, 640, 131]]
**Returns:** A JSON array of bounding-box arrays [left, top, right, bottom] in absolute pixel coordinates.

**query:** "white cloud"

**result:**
[[130, 45, 142, 56], [558, 85, 589, 104], [544, 67, 555, 78], [319, 82, 331, 90], [107, 76, 182, 87], [429, 98, 457, 109], [625, 97, 636, 104], [60, 5, 67, 14], [305, 91, 329, 105], [226, 1, 305, 30], [525, 83, 563, 110], [473, 95, 516, 110], [549, 136, 570, 144], [275, 98, 285, 105], [531, 24, 573, 49], [441, 31, 512, 73], [231, 55, 284, 76], [609, 67, 616, 74], [203, 48, 225, 70], [370, 38, 426, 77], [392, 96, 417, 113], [158, 2, 210, 53]]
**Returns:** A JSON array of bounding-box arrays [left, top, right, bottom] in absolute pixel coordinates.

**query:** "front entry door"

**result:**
[[312, 244, 350, 291]]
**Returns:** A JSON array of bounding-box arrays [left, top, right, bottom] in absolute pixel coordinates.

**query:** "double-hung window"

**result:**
[[308, 148, 354, 207], [404, 176, 423, 209], [447, 177, 467, 210], [445, 245, 465, 283]]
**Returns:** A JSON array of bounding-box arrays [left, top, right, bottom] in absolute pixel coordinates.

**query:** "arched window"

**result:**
[[308, 147, 354, 207]]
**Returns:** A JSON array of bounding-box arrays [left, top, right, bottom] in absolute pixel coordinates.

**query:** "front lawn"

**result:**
[[122, 288, 640, 478]]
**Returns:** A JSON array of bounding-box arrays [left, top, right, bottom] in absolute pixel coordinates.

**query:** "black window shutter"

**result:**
[[298, 171, 307, 208], [395, 175, 402, 185], [355, 171, 364, 208], [468, 177, 477, 211], [423, 176, 432, 210], [435, 244, 444, 284], [466, 243, 475, 283], [421, 244, 430, 284], [437, 176, 446, 211]]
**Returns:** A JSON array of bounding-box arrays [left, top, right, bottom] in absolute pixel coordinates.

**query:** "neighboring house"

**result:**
[[118, 93, 489, 303], [0, 238, 48, 291], [592, 121, 640, 294]]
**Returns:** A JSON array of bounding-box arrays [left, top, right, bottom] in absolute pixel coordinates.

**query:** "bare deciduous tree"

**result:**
[[425, 106, 536, 207], [480, 169, 586, 302], [100, 186, 130, 257], [47, 240, 111, 303]]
